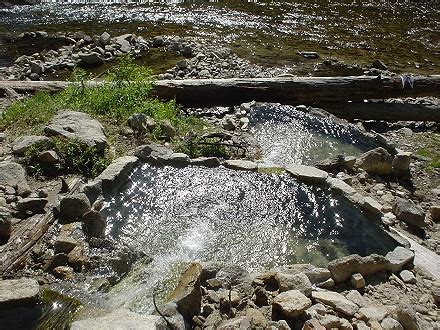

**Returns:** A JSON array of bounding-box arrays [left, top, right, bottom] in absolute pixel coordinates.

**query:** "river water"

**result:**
[[1, 1, 439, 74]]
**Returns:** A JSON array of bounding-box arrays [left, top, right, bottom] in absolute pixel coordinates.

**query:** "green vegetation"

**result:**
[[416, 133, 440, 170]]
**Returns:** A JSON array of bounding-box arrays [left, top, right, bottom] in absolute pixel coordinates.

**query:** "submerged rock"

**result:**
[[0, 278, 40, 308]]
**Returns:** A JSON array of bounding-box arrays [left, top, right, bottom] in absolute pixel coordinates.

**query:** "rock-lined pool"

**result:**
[[101, 163, 396, 312], [249, 104, 379, 167]]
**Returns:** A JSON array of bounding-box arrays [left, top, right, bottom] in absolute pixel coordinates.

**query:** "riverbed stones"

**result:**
[[392, 151, 412, 177], [356, 147, 393, 175], [45, 111, 107, 152], [98, 156, 138, 194], [399, 270, 416, 284], [223, 159, 258, 171], [0, 161, 31, 197], [16, 197, 48, 215], [285, 164, 328, 183], [52, 266, 74, 280], [11, 135, 53, 155], [0, 278, 40, 308], [327, 254, 390, 282], [82, 210, 106, 238], [276, 272, 313, 296], [78, 52, 103, 65], [385, 246, 414, 272], [98, 31, 111, 45], [169, 262, 202, 321], [311, 291, 359, 316], [71, 309, 161, 330], [351, 273, 366, 289], [272, 290, 312, 318], [54, 235, 78, 254], [393, 197, 426, 228], [58, 193, 91, 223]]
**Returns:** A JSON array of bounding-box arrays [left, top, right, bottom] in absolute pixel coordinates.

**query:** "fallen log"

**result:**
[[1, 75, 439, 120]]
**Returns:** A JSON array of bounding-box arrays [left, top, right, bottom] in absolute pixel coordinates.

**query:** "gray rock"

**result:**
[[399, 270, 416, 284], [0, 213, 11, 244], [52, 265, 74, 280], [115, 38, 131, 53], [16, 197, 48, 215], [327, 254, 390, 282], [78, 52, 103, 65], [276, 264, 331, 284], [45, 111, 107, 152], [29, 73, 40, 81], [285, 164, 328, 183], [135, 143, 174, 164], [59, 193, 91, 223], [30, 61, 44, 75], [246, 308, 267, 328], [168, 153, 190, 166], [152, 36, 164, 47], [356, 147, 393, 175], [311, 291, 359, 316], [222, 116, 236, 131], [393, 197, 426, 228], [361, 196, 383, 215], [82, 210, 106, 238], [385, 246, 414, 273], [315, 155, 356, 171], [54, 235, 77, 254], [272, 290, 312, 318], [351, 273, 366, 289], [159, 120, 177, 140], [394, 304, 429, 330], [223, 159, 258, 171], [392, 152, 412, 177], [276, 272, 312, 296], [0, 278, 40, 308], [38, 150, 59, 164], [430, 205, 440, 222], [190, 157, 221, 168], [372, 59, 388, 70], [12, 135, 53, 156], [381, 317, 404, 330], [327, 177, 357, 196], [218, 317, 251, 329], [98, 156, 138, 194], [98, 31, 111, 45], [127, 113, 155, 133], [345, 290, 367, 307], [71, 309, 160, 330], [359, 306, 388, 322]]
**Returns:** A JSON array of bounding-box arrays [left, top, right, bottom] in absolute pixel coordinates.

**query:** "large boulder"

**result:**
[[272, 290, 312, 318], [285, 164, 328, 183], [311, 291, 359, 316], [12, 135, 54, 156], [0, 278, 40, 308], [71, 309, 160, 330], [393, 197, 426, 228], [45, 111, 107, 152], [168, 262, 202, 321], [0, 161, 31, 196], [385, 247, 414, 273], [59, 193, 91, 223], [356, 147, 393, 175]]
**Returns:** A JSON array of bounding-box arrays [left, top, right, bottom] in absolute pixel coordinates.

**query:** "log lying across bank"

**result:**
[[1, 75, 440, 121]]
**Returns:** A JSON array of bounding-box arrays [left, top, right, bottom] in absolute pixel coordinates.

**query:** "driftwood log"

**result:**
[[1, 75, 439, 121], [0, 178, 81, 275]]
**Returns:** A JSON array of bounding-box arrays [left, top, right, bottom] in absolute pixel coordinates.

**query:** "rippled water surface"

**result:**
[[249, 104, 378, 167], [1, 1, 439, 73], [101, 163, 396, 312]]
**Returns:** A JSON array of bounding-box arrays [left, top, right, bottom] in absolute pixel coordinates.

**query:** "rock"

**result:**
[[0, 278, 40, 308], [68, 246, 90, 272], [327, 177, 357, 196], [127, 113, 155, 133], [38, 150, 59, 164], [43, 253, 68, 272], [54, 235, 77, 254], [59, 193, 91, 223], [168, 262, 202, 321], [16, 197, 48, 215], [303, 318, 325, 330], [246, 308, 267, 328], [30, 61, 44, 75], [82, 210, 106, 238], [385, 246, 414, 272], [135, 143, 174, 164], [176, 59, 188, 70], [12, 135, 53, 156], [98, 31, 111, 45], [98, 156, 138, 194], [327, 254, 390, 283], [253, 286, 270, 306], [430, 205, 440, 222], [351, 273, 366, 289], [432, 287, 440, 304], [311, 291, 359, 316], [52, 266, 74, 280], [372, 59, 388, 70], [315, 155, 356, 171], [0, 161, 31, 196], [381, 317, 404, 330], [115, 37, 131, 53], [168, 153, 190, 166], [78, 52, 103, 65], [45, 111, 107, 152], [272, 290, 312, 318], [0, 216, 11, 244], [153, 36, 164, 47], [392, 152, 411, 177], [276, 272, 312, 296], [277, 264, 331, 284], [361, 196, 383, 215], [356, 147, 393, 175], [222, 116, 236, 131], [71, 309, 160, 330], [394, 304, 428, 330], [345, 290, 367, 307], [285, 164, 328, 183], [223, 159, 258, 171], [393, 197, 426, 228], [217, 317, 251, 330], [190, 157, 221, 168], [318, 314, 353, 330], [399, 270, 416, 284], [359, 306, 388, 322], [29, 73, 40, 81]]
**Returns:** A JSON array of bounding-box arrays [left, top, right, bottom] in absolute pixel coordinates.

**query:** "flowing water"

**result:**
[[249, 104, 379, 167], [100, 163, 397, 313]]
